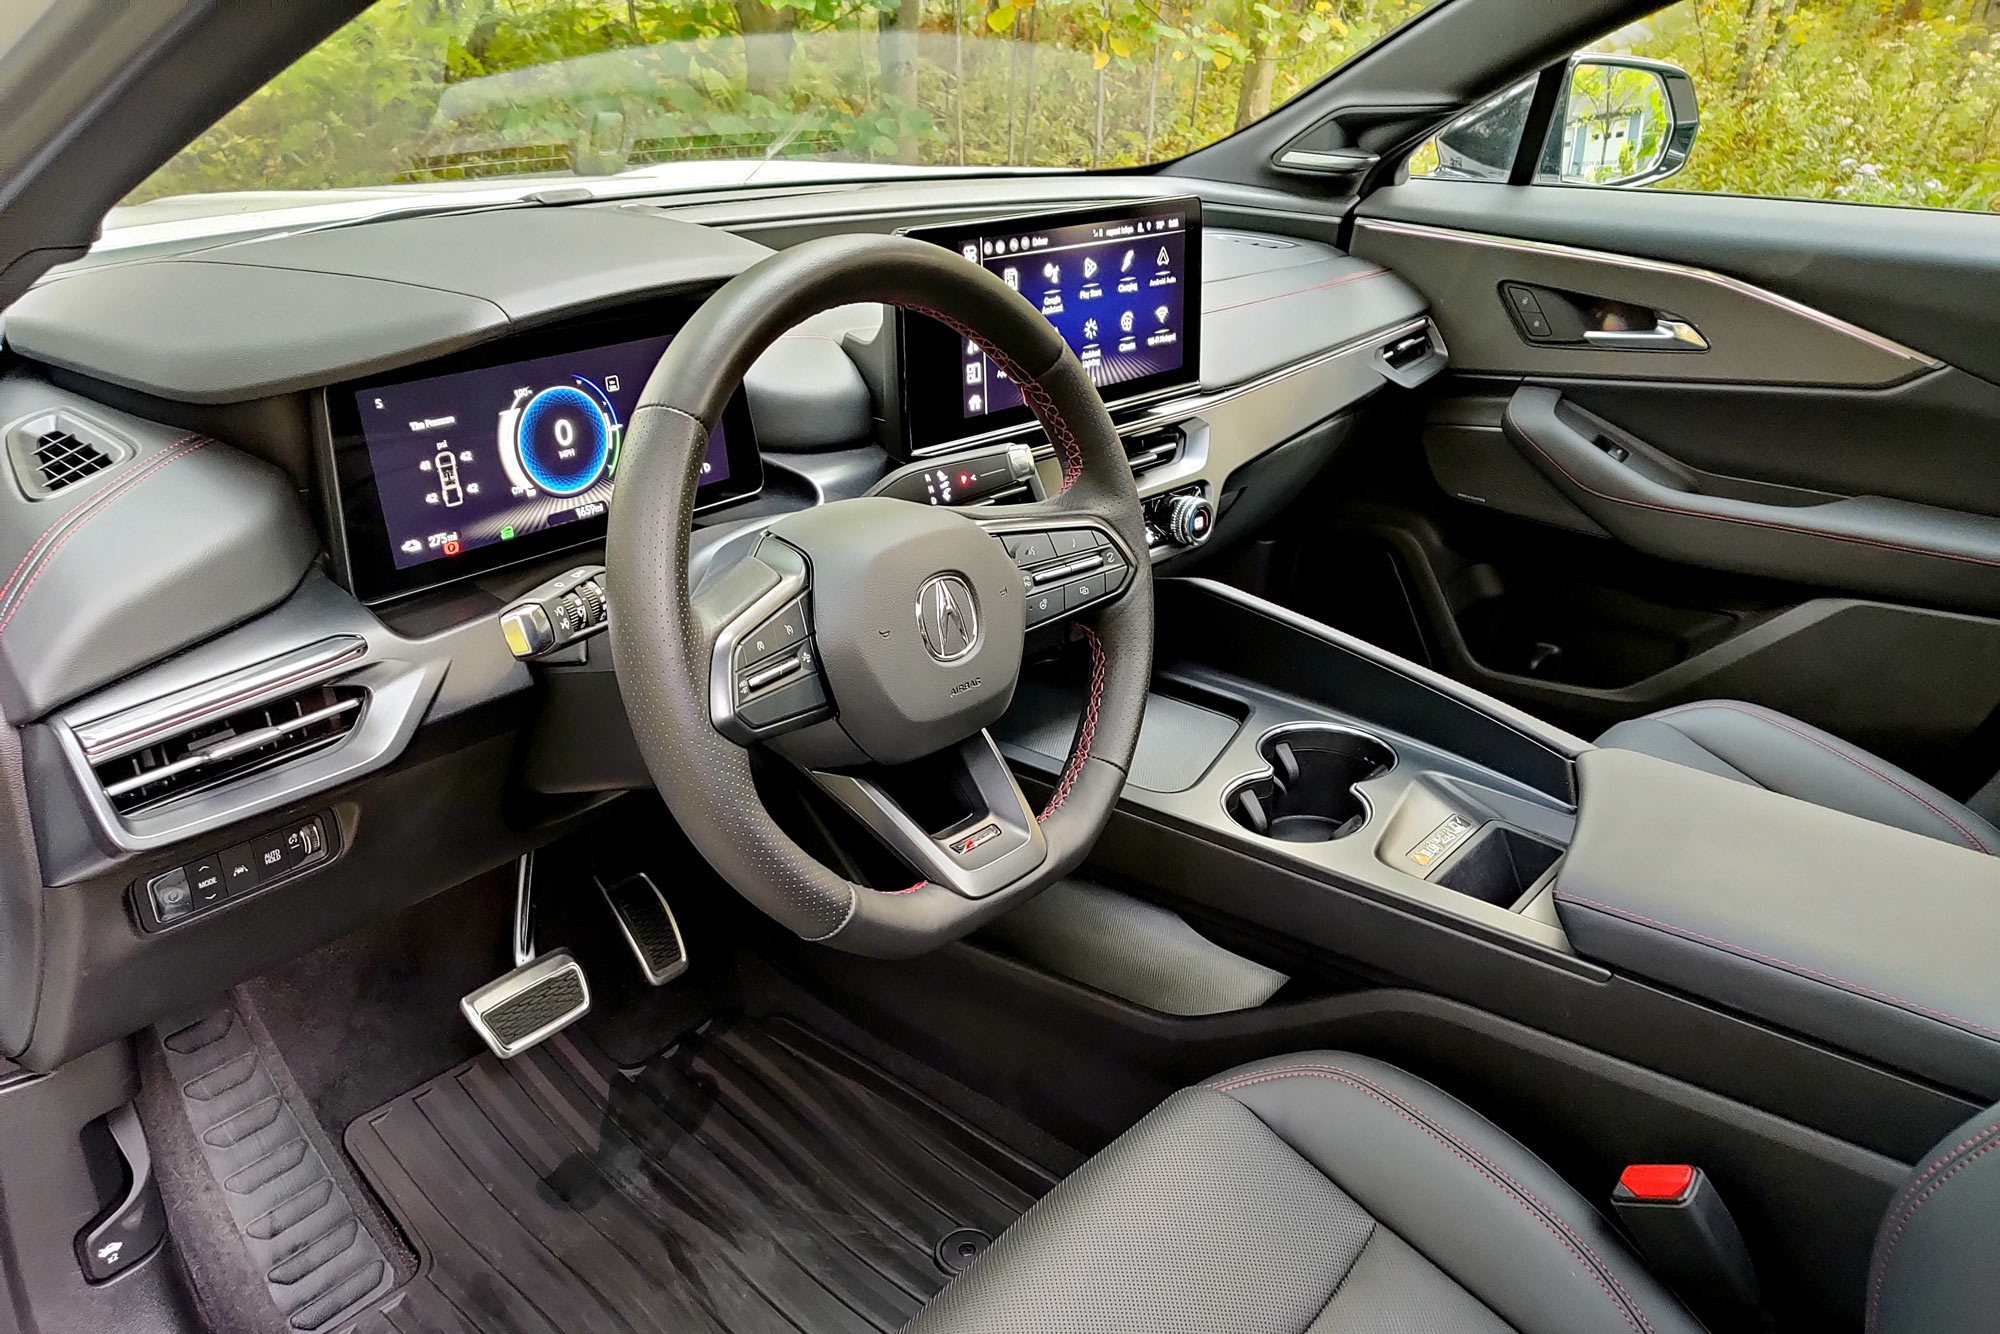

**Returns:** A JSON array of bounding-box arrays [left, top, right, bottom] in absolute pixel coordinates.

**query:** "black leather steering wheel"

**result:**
[[606, 234, 1153, 957]]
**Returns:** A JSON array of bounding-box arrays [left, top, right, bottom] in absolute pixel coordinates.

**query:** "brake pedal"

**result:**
[[599, 873, 689, 986], [462, 851, 590, 1059], [461, 950, 591, 1059]]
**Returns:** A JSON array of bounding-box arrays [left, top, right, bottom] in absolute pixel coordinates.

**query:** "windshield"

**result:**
[[122, 0, 1442, 213]]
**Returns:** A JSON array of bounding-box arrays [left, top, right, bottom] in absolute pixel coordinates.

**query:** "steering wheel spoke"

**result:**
[[805, 731, 1047, 899], [702, 533, 835, 745], [974, 509, 1141, 632]]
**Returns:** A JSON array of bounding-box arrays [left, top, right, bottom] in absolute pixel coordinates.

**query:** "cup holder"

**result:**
[[1226, 727, 1395, 843]]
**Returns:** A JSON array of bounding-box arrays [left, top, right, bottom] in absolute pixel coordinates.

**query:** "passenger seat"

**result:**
[[1595, 700, 1997, 855]]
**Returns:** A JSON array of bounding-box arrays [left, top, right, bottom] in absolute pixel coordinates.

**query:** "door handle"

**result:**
[[1581, 318, 1708, 352]]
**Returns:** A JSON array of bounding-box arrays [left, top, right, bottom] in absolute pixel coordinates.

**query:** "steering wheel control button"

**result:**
[[147, 870, 193, 923], [1060, 552, 1105, 578], [737, 596, 812, 669], [737, 672, 829, 730], [741, 652, 806, 694], [1062, 572, 1107, 609], [1003, 531, 1055, 566], [132, 812, 340, 931], [1029, 562, 1072, 587], [1049, 528, 1095, 557], [996, 522, 1131, 633]]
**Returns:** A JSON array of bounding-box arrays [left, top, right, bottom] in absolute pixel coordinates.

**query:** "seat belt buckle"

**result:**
[[1611, 1164, 1768, 1330]]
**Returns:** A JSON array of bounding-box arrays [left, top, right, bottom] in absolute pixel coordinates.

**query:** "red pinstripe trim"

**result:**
[[1556, 890, 2000, 1042], [1652, 701, 1990, 854], [0, 433, 206, 609], [1204, 266, 1391, 315], [0, 437, 214, 638], [1209, 1062, 1655, 1334], [1868, 1118, 2000, 1329], [1516, 423, 2000, 570]]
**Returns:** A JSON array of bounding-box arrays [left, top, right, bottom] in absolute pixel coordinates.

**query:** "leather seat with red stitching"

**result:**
[[904, 1048, 2000, 1332], [1595, 699, 1998, 855]]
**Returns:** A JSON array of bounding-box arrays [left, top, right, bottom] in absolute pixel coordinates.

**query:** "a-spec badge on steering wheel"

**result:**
[[916, 574, 980, 664]]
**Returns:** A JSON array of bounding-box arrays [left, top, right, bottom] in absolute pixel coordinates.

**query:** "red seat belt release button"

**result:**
[[1617, 1163, 1696, 1202], [1610, 1164, 1765, 1327]]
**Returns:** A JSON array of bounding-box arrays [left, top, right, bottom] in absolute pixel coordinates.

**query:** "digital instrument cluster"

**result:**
[[329, 313, 761, 602], [899, 197, 1203, 453]]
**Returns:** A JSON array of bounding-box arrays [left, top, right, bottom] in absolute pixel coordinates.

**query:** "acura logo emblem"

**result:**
[[916, 574, 980, 663]]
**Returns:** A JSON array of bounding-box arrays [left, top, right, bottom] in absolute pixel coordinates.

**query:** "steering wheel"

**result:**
[[605, 234, 1153, 958]]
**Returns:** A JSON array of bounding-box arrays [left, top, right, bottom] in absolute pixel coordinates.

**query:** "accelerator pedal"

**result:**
[[599, 872, 689, 986]]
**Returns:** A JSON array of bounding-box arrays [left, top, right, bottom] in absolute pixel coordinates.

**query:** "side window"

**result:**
[[1410, 0, 2000, 214]]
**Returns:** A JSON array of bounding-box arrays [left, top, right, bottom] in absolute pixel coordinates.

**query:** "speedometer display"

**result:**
[[351, 333, 726, 571], [510, 383, 614, 496]]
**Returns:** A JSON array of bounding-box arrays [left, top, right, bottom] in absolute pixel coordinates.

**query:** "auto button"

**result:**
[[249, 832, 291, 883]]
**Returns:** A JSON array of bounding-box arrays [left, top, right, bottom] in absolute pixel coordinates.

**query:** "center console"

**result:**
[[992, 576, 1993, 1172], [1558, 746, 2000, 1098], [997, 577, 1589, 963]]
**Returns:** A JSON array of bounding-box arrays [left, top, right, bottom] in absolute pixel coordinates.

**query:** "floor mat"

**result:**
[[156, 1005, 399, 1332], [343, 1017, 1064, 1333]]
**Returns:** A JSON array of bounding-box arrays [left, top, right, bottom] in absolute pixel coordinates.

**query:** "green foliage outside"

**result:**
[[127, 0, 2000, 214], [1620, 0, 2000, 211], [128, 0, 1438, 202]]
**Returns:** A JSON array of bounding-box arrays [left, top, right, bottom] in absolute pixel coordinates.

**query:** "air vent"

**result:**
[[91, 683, 366, 815], [1124, 425, 1185, 476], [5, 410, 134, 499]]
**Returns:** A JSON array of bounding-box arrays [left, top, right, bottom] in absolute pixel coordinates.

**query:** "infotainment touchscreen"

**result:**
[[899, 196, 1202, 453], [329, 314, 760, 603]]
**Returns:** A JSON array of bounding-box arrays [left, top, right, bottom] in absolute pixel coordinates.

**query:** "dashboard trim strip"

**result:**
[[74, 635, 368, 761]]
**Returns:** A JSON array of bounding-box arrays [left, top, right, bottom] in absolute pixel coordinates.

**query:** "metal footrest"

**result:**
[[461, 949, 590, 1059], [599, 873, 688, 986]]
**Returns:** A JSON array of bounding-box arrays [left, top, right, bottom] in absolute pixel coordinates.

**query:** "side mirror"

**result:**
[[1543, 55, 1699, 188], [1407, 54, 1698, 190]]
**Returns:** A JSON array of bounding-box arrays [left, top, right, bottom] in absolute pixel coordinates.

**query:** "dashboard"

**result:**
[[0, 174, 1440, 1069]]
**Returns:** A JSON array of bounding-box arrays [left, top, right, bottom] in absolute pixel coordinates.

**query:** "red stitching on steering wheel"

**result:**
[[906, 303, 1084, 494], [1039, 625, 1105, 821]]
